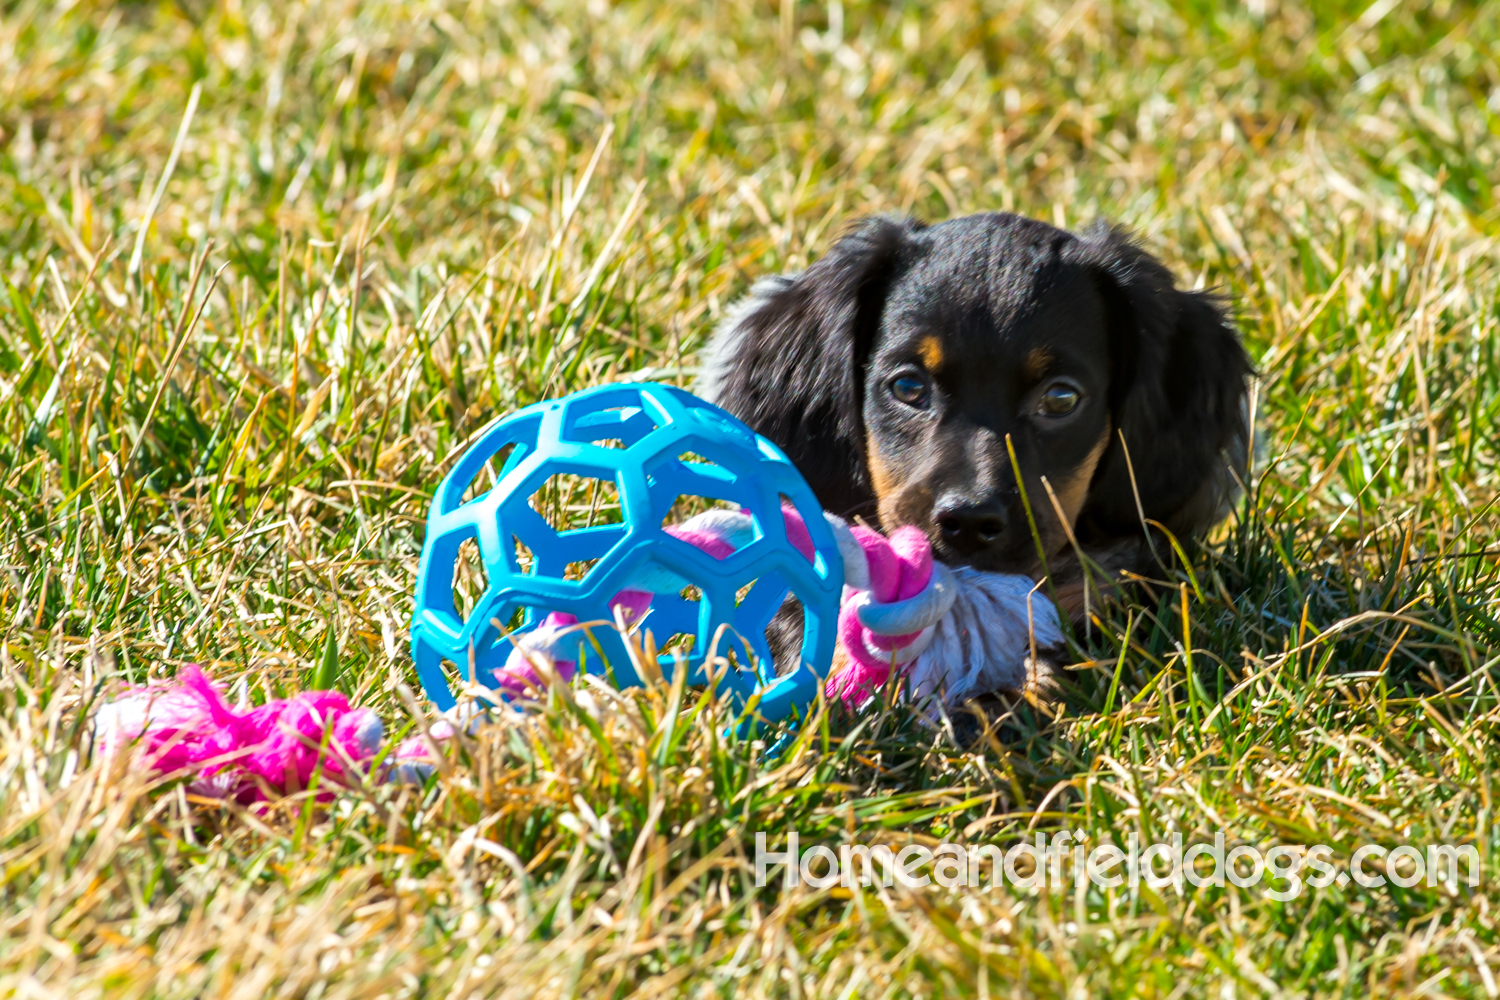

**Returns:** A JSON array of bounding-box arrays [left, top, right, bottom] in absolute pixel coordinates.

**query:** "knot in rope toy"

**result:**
[[828, 523, 958, 707]]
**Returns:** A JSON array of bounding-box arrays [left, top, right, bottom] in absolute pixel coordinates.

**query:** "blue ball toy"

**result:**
[[410, 382, 843, 727]]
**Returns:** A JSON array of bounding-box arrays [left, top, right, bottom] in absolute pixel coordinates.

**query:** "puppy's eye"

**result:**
[[889, 374, 931, 408], [1036, 383, 1081, 416]]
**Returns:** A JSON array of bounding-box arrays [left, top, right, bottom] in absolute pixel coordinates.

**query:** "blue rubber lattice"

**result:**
[[409, 383, 842, 728]]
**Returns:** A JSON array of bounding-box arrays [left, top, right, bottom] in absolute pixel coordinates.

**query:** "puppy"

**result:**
[[699, 212, 1252, 631]]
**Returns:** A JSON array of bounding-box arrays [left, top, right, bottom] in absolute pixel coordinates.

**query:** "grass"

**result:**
[[2, 0, 1499, 995]]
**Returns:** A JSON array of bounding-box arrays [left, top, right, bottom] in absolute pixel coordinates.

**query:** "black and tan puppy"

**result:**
[[700, 212, 1252, 625]]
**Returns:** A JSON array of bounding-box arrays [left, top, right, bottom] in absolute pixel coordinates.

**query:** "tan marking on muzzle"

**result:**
[[1052, 423, 1113, 532], [866, 435, 895, 499], [865, 434, 928, 530]]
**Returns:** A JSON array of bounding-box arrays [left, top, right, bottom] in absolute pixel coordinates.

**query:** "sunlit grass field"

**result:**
[[3, 0, 1499, 995]]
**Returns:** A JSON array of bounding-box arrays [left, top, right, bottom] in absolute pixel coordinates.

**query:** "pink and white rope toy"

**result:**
[[496, 505, 1063, 710], [827, 515, 1065, 706]]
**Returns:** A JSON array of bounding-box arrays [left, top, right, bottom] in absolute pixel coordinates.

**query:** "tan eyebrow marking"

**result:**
[[1023, 347, 1054, 382], [917, 335, 944, 371]]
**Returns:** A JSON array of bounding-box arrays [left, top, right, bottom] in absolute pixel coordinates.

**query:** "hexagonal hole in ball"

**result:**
[[512, 535, 535, 575], [777, 493, 820, 565], [452, 536, 489, 623], [460, 443, 517, 506], [563, 401, 661, 450], [566, 557, 602, 581], [529, 472, 625, 534], [660, 496, 748, 539], [657, 631, 698, 660]]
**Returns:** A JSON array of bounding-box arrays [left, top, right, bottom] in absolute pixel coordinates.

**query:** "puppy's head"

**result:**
[[700, 212, 1252, 574]]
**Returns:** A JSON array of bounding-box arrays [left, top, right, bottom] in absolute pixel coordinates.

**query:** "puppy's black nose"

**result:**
[[933, 498, 1009, 554]]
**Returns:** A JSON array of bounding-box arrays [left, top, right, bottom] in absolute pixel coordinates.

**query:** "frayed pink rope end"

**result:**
[[94, 667, 384, 802]]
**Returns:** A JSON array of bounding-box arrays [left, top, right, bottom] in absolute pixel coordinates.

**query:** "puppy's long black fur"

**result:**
[[700, 212, 1253, 624]]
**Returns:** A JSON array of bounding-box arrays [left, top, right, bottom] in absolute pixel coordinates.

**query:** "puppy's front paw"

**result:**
[[1022, 643, 1068, 701]]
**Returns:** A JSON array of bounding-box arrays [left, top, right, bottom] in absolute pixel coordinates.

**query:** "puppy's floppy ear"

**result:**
[[697, 216, 921, 518], [1069, 223, 1254, 542]]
